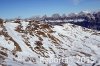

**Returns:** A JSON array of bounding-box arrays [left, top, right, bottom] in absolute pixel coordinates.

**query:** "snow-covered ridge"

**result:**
[[0, 20, 100, 66]]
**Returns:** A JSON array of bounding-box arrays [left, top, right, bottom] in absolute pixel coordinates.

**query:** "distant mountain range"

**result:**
[[40, 11, 100, 30]]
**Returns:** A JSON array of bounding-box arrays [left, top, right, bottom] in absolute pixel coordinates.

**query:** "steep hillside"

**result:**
[[0, 20, 100, 66]]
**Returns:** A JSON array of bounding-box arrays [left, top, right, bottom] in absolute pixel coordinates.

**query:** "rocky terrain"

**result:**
[[0, 19, 100, 66]]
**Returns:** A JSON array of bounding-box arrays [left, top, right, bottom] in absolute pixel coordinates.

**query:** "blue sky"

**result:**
[[0, 0, 100, 18]]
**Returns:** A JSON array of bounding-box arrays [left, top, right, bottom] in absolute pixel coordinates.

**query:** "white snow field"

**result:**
[[0, 20, 100, 66]]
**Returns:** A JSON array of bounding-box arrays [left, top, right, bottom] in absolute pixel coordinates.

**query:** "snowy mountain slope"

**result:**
[[0, 20, 100, 66]]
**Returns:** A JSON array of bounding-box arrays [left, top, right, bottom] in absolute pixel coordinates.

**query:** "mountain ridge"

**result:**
[[0, 20, 100, 66]]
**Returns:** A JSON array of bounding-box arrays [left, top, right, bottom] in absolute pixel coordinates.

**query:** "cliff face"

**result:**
[[0, 20, 100, 66]]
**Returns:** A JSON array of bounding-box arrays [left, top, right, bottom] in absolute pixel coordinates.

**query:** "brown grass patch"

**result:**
[[47, 33, 60, 44], [9, 37, 22, 52], [35, 41, 43, 46], [36, 31, 47, 37]]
